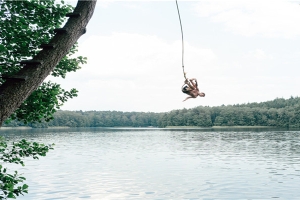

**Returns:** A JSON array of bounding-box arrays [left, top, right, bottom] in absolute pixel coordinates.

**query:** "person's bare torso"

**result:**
[[189, 89, 199, 98]]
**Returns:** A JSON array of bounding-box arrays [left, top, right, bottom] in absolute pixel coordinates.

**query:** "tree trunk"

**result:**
[[0, 0, 97, 126]]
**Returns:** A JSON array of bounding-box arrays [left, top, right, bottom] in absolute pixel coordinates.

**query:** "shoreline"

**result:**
[[1, 125, 276, 130], [165, 126, 272, 129], [0, 127, 32, 129], [0, 126, 70, 130]]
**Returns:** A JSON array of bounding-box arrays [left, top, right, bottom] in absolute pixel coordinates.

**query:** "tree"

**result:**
[[0, 137, 54, 199], [0, 0, 96, 198], [0, 0, 97, 126]]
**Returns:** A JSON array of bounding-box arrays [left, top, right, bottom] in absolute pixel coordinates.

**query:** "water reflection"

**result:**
[[0, 128, 300, 199]]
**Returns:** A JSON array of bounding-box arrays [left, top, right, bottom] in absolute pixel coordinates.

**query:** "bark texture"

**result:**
[[0, 0, 97, 126]]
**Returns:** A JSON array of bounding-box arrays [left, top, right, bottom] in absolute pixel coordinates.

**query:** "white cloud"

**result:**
[[194, 0, 300, 38], [76, 32, 216, 78], [45, 1, 300, 112], [243, 49, 273, 60], [47, 31, 300, 111], [49, 32, 217, 112]]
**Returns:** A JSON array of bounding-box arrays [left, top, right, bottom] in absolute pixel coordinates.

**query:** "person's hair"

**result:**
[[199, 92, 205, 97]]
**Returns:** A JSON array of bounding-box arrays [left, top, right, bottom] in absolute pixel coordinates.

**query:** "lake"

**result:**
[[1, 127, 300, 199]]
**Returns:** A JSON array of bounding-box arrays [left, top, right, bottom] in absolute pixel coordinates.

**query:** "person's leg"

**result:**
[[186, 81, 195, 90]]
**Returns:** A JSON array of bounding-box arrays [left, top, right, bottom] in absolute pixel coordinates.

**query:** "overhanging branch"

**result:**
[[0, 0, 97, 126]]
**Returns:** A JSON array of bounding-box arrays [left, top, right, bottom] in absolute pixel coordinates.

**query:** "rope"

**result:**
[[175, 0, 187, 80]]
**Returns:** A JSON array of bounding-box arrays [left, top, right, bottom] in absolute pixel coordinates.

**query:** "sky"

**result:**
[[48, 0, 300, 113]]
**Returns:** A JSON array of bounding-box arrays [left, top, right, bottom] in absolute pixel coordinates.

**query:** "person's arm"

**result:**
[[183, 96, 195, 102]]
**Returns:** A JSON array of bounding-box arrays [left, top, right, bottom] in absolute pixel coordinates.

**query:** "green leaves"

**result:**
[[9, 81, 78, 124], [52, 43, 87, 78], [0, 45, 5, 53], [0, 0, 81, 199], [0, 0, 72, 78], [0, 137, 54, 199], [1, 0, 86, 124]]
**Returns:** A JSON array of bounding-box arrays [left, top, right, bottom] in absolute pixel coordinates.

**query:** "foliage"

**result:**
[[0, 0, 86, 124], [9, 82, 78, 124], [0, 0, 83, 198], [0, 137, 54, 199], [158, 97, 300, 128], [5, 97, 300, 128], [48, 110, 162, 128]]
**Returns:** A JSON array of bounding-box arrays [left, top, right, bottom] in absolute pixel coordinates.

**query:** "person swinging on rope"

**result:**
[[175, 0, 205, 101], [182, 77, 205, 102]]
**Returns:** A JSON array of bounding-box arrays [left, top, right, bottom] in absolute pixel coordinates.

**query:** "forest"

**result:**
[[4, 96, 300, 128]]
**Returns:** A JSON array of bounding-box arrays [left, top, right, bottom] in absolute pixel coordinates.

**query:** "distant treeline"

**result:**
[[4, 97, 300, 128]]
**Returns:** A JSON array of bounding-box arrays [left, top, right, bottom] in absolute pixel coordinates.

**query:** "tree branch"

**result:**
[[0, 0, 97, 126]]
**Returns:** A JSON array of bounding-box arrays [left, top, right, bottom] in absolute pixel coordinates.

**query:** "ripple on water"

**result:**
[[1, 128, 300, 199]]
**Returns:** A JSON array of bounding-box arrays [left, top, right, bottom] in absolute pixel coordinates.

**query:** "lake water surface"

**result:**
[[1, 128, 300, 199]]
